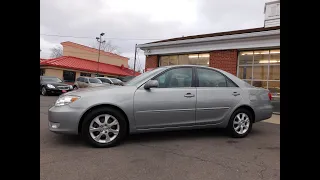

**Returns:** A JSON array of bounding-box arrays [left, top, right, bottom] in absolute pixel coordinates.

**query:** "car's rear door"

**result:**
[[134, 67, 197, 129], [195, 67, 242, 125]]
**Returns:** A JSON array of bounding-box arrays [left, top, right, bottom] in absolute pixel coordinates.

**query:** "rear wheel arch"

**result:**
[[233, 105, 255, 122], [78, 104, 130, 135]]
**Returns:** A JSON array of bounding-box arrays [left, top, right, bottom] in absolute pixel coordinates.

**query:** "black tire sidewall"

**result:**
[[41, 87, 47, 96], [81, 107, 127, 148], [227, 108, 253, 138]]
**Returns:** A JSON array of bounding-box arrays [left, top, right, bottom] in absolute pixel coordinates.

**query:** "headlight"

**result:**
[[69, 85, 73, 89], [47, 84, 55, 89], [55, 95, 80, 106]]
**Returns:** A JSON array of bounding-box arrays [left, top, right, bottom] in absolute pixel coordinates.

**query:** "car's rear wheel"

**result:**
[[81, 107, 127, 148], [73, 85, 78, 90], [41, 87, 47, 96], [227, 108, 253, 138]]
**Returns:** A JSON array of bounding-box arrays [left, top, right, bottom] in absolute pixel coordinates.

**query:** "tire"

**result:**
[[81, 107, 128, 148], [73, 85, 78, 90], [227, 108, 253, 138], [41, 86, 47, 96]]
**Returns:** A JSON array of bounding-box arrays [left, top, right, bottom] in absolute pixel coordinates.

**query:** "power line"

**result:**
[[40, 33, 163, 41]]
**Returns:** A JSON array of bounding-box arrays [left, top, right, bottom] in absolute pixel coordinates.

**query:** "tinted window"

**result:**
[[76, 77, 84, 82], [41, 77, 62, 83], [63, 70, 76, 82], [154, 68, 193, 88], [84, 78, 89, 83], [197, 68, 229, 87], [80, 72, 91, 77], [98, 78, 111, 84], [89, 78, 102, 83], [110, 78, 122, 84]]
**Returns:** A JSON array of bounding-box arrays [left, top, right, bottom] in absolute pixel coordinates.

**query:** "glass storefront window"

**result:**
[[238, 49, 280, 113], [254, 50, 269, 64], [239, 51, 253, 65], [269, 65, 280, 80], [252, 81, 268, 89], [253, 65, 268, 80], [159, 53, 209, 67], [238, 66, 252, 79]]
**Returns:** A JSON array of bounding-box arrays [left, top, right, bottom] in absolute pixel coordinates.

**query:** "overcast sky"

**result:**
[[40, 0, 269, 70]]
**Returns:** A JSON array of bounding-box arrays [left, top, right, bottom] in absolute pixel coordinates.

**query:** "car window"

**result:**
[[89, 78, 102, 83], [77, 77, 83, 82], [84, 78, 89, 83], [99, 78, 111, 84], [154, 67, 193, 88], [110, 78, 122, 83], [197, 68, 232, 87]]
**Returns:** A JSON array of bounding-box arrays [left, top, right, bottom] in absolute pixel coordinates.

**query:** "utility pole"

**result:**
[[96, 33, 105, 77], [133, 44, 137, 76]]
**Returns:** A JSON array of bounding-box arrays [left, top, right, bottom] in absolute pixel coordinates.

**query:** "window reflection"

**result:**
[[160, 53, 209, 67], [238, 49, 280, 112]]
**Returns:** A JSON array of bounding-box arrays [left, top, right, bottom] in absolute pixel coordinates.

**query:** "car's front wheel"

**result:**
[[81, 107, 127, 148], [41, 87, 47, 96], [227, 108, 253, 138]]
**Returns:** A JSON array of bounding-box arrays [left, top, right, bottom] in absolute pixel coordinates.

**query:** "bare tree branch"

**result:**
[[50, 46, 63, 58], [92, 40, 121, 55]]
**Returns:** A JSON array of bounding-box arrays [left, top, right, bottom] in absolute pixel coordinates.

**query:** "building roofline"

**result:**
[[40, 56, 140, 76], [61, 41, 129, 61], [138, 26, 280, 47]]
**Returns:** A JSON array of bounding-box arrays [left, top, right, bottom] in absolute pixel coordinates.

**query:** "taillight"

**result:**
[[268, 92, 272, 101]]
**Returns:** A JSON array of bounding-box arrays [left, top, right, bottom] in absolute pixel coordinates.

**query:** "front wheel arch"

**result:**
[[78, 104, 130, 135]]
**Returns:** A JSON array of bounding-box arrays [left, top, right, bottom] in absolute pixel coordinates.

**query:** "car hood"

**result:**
[[43, 82, 70, 86]]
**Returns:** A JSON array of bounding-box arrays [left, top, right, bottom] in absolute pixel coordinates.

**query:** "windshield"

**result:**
[[42, 77, 62, 83], [125, 67, 166, 86], [89, 78, 102, 84], [110, 78, 122, 83]]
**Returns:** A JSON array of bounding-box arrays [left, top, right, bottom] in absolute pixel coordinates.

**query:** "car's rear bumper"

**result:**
[[254, 104, 273, 122], [48, 105, 85, 135]]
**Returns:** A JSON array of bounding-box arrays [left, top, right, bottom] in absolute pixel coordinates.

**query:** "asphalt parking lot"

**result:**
[[40, 95, 280, 180]]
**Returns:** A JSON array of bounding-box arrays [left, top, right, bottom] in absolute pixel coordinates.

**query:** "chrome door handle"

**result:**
[[232, 92, 240, 96], [184, 93, 195, 98]]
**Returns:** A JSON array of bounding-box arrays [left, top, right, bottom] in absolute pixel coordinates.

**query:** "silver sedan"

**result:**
[[48, 65, 273, 148]]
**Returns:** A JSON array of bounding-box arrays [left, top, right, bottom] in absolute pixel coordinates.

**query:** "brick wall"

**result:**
[[145, 55, 158, 69], [209, 50, 238, 76]]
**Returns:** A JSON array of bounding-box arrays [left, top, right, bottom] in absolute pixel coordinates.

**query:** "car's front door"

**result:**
[[134, 67, 196, 130], [195, 67, 243, 125]]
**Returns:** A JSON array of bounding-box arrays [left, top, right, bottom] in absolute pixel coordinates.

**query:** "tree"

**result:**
[[50, 46, 63, 58], [92, 40, 121, 55]]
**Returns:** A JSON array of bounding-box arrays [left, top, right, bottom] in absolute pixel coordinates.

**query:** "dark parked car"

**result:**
[[40, 76, 73, 96]]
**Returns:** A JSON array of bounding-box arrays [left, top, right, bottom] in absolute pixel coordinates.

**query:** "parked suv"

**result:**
[[73, 77, 105, 89]]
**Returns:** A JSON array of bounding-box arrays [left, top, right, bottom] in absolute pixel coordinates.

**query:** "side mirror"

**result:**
[[144, 80, 159, 89]]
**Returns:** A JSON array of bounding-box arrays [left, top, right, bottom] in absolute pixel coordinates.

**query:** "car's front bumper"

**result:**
[[45, 88, 73, 94], [48, 105, 85, 135]]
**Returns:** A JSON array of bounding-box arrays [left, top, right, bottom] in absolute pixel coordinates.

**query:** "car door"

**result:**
[[75, 77, 82, 88], [134, 67, 196, 129], [195, 67, 242, 125], [83, 78, 89, 88]]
